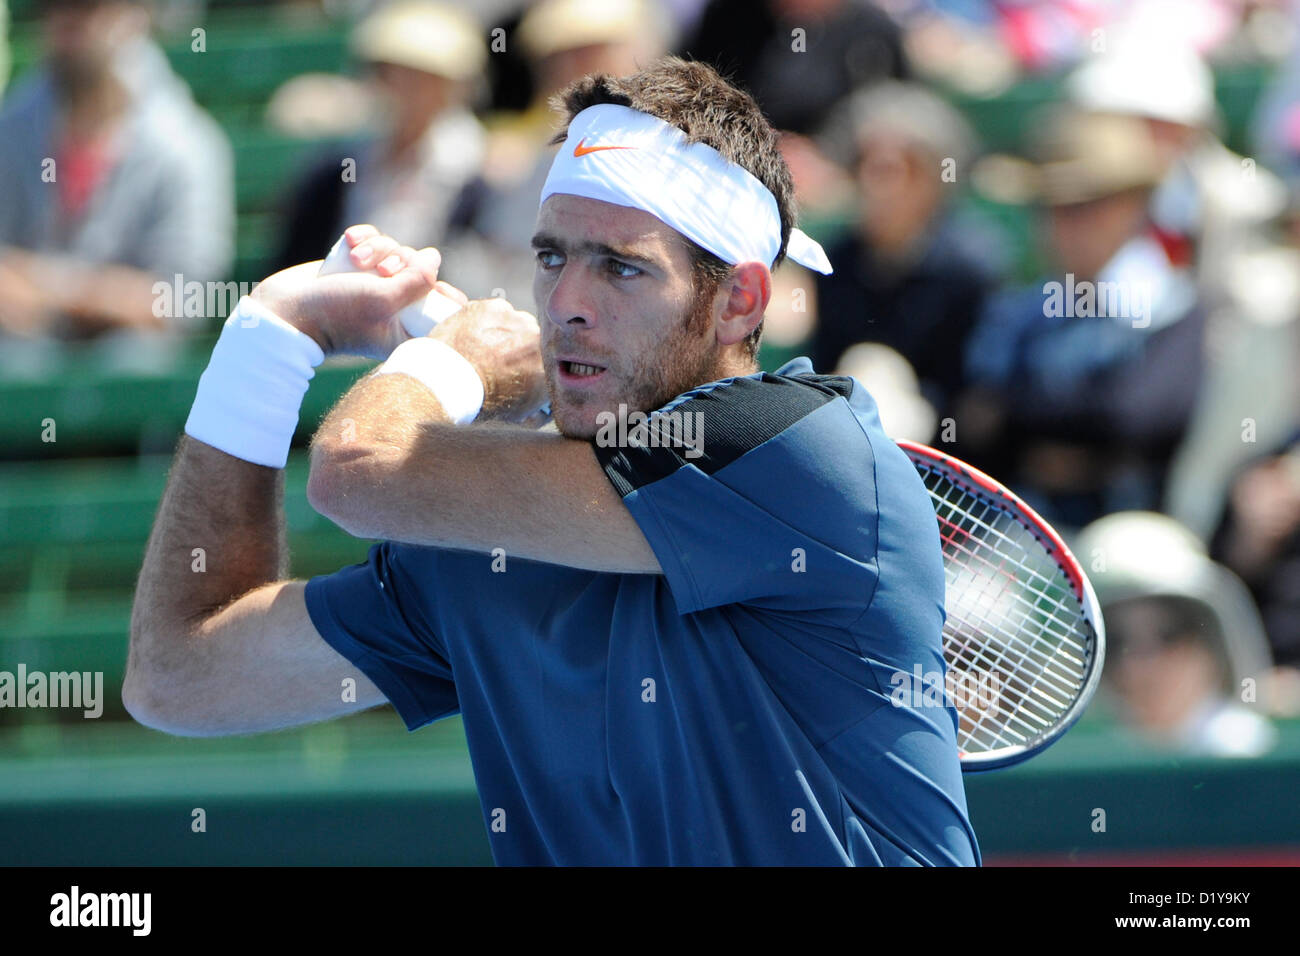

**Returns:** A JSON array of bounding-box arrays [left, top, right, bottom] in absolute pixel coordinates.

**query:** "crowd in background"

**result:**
[[5, 0, 1300, 757]]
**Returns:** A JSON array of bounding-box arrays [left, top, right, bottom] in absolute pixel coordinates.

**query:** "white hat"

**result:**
[[1072, 512, 1273, 690], [352, 1, 485, 81], [1067, 40, 1216, 129], [518, 0, 658, 59]]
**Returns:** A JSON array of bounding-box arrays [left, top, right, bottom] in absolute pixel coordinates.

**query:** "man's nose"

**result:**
[[545, 264, 597, 328]]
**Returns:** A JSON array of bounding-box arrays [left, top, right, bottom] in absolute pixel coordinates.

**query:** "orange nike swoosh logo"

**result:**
[[574, 137, 636, 157]]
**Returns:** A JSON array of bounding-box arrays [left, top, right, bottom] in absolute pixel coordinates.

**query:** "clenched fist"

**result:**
[[250, 225, 454, 359], [430, 297, 547, 423]]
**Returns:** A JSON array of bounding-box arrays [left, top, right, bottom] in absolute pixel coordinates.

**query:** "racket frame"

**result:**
[[895, 440, 1106, 772]]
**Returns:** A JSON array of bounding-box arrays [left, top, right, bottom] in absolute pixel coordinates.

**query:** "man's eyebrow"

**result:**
[[529, 232, 664, 269]]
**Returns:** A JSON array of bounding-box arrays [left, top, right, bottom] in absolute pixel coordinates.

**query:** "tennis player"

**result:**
[[126, 57, 980, 866]]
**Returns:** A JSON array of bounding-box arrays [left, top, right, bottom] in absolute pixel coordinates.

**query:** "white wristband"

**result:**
[[374, 337, 484, 425], [184, 297, 325, 468]]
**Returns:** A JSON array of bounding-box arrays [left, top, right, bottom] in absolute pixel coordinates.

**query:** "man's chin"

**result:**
[[549, 395, 660, 442], [549, 401, 607, 441]]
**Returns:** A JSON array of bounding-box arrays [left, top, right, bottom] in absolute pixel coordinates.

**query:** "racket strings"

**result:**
[[930, 481, 1083, 648], [914, 462, 1095, 755], [945, 567, 1085, 746], [933, 501, 1085, 695], [936, 495, 1089, 691], [933, 490, 1084, 645]]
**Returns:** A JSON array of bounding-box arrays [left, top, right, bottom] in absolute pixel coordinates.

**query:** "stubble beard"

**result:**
[[549, 282, 722, 439]]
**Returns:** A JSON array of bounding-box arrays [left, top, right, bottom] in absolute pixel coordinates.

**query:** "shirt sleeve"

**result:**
[[304, 541, 458, 731], [592, 371, 882, 622]]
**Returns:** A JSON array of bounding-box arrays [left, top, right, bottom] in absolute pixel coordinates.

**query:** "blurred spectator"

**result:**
[[962, 109, 1205, 532], [1076, 511, 1279, 757], [482, 0, 703, 115], [506, 0, 671, 151], [807, 81, 992, 418], [682, 0, 906, 136], [896, 0, 1271, 96], [834, 343, 936, 442], [441, 0, 672, 301], [1069, 31, 1287, 307], [1212, 432, 1300, 679], [887, 0, 1019, 97], [1251, 0, 1300, 183], [0, 0, 233, 343], [1068, 33, 1298, 539], [271, 1, 487, 272]]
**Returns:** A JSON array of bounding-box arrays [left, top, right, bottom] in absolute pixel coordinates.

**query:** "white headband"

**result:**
[[540, 104, 833, 275]]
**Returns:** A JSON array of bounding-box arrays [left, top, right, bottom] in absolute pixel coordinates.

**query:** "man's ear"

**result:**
[[714, 262, 771, 347]]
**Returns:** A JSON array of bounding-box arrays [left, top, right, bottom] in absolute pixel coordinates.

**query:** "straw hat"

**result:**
[[973, 109, 1164, 206], [518, 0, 655, 59], [352, 1, 485, 81]]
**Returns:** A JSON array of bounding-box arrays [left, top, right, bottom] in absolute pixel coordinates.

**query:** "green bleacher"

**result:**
[[0, 451, 381, 724]]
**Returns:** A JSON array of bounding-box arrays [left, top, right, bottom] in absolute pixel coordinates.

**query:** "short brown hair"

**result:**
[[549, 56, 796, 361]]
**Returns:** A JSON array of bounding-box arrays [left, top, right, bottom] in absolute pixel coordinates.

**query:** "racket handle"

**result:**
[[318, 236, 462, 337]]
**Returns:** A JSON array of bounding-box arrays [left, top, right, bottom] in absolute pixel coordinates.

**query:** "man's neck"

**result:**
[[60, 75, 130, 138], [714, 353, 762, 381]]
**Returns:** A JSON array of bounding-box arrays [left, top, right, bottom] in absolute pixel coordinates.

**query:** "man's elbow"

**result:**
[[307, 441, 393, 539], [307, 443, 360, 531], [305, 453, 342, 525], [121, 653, 219, 738]]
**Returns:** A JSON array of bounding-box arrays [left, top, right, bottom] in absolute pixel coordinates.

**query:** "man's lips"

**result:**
[[555, 357, 609, 384]]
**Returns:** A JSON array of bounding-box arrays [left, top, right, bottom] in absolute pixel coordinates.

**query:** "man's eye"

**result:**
[[608, 260, 642, 278], [537, 251, 563, 269]]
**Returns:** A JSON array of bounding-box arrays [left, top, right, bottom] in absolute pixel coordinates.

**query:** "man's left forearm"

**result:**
[[308, 370, 453, 539], [307, 369, 660, 572]]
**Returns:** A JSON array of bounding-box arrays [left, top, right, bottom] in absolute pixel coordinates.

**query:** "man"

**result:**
[[1076, 512, 1277, 758], [961, 109, 1205, 533], [810, 81, 993, 422], [125, 58, 979, 866], [1070, 34, 1295, 540], [272, 2, 488, 273], [0, 0, 233, 339]]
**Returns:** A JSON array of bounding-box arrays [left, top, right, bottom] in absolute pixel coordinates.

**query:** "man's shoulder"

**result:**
[[657, 357, 859, 437], [0, 69, 54, 133], [132, 98, 231, 168], [595, 360, 865, 496]]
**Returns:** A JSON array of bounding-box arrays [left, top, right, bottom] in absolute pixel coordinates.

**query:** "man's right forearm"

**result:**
[[125, 436, 289, 716]]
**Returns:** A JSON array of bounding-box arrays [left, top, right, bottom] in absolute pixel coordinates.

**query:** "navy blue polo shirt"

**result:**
[[304, 357, 980, 866]]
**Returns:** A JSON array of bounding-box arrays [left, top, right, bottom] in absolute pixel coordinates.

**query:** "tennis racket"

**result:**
[[896, 440, 1105, 772]]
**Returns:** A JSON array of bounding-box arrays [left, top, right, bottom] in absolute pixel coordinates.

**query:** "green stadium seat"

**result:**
[[164, 27, 349, 110], [0, 452, 379, 722], [0, 343, 373, 457]]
